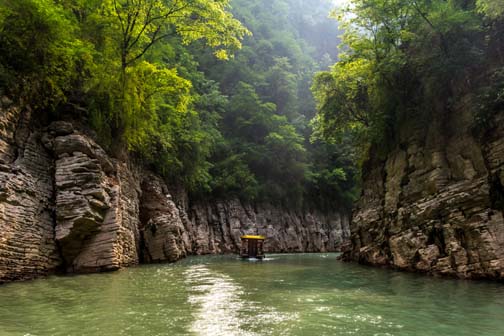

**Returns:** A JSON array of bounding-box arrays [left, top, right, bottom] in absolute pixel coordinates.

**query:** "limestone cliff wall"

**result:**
[[138, 179, 349, 263], [0, 99, 60, 282], [0, 101, 349, 283], [344, 98, 504, 280], [182, 199, 348, 255]]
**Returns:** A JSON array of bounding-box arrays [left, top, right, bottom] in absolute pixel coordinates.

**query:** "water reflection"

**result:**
[[0, 254, 503, 336], [184, 264, 297, 336], [185, 265, 254, 335]]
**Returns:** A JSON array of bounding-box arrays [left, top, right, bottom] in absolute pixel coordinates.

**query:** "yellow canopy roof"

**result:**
[[241, 235, 265, 240]]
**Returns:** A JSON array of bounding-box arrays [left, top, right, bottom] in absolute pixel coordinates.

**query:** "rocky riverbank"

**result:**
[[0, 99, 350, 283], [343, 97, 504, 280]]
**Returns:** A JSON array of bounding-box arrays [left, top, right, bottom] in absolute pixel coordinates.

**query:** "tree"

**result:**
[[0, 0, 92, 109], [265, 57, 298, 118], [192, 0, 353, 207], [106, 0, 250, 72], [0, 0, 358, 209], [312, 0, 487, 153], [85, 0, 250, 152], [312, 58, 374, 142]]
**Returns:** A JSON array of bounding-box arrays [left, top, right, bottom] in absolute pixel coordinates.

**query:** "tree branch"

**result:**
[[411, 0, 449, 55]]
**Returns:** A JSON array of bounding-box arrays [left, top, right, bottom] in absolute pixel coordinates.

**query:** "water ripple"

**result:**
[[1, 254, 504, 336], [184, 265, 258, 336]]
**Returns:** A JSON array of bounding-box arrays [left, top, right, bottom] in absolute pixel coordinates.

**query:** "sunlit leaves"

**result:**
[[122, 61, 192, 152], [477, 0, 504, 18], [0, 0, 358, 207], [311, 58, 374, 144], [104, 0, 250, 68]]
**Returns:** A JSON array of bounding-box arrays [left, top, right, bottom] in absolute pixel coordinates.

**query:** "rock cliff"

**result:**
[[343, 99, 504, 280], [0, 99, 60, 282], [0, 100, 350, 283], [183, 199, 348, 255]]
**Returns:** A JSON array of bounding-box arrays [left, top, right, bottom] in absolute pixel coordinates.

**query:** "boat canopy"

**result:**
[[240, 235, 265, 240]]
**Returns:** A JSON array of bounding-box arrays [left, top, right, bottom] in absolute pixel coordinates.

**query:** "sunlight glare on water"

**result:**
[[0, 254, 504, 336], [184, 264, 297, 336], [185, 264, 255, 335]]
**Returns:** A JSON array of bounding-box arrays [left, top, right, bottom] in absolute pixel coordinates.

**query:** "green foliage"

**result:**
[[218, 82, 308, 204], [83, 0, 250, 152], [209, 150, 259, 200], [192, 0, 357, 208], [0, 0, 249, 192], [265, 57, 298, 118], [0, 0, 358, 210], [122, 62, 192, 152], [312, 0, 497, 161], [145, 61, 228, 192], [101, 0, 250, 69], [0, 0, 92, 109], [477, 0, 504, 18], [311, 58, 375, 143], [305, 138, 360, 210]]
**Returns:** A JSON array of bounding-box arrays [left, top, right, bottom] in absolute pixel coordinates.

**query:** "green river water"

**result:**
[[0, 253, 503, 336]]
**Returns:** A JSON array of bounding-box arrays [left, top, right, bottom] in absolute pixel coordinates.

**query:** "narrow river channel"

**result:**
[[1, 254, 503, 335]]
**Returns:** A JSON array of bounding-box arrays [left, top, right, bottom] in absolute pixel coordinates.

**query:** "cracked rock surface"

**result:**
[[343, 101, 504, 280]]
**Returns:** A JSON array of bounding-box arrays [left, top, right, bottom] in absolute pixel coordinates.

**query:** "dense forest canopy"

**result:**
[[0, 0, 358, 210], [312, 0, 504, 161], [1, 0, 502, 212], [193, 0, 358, 207]]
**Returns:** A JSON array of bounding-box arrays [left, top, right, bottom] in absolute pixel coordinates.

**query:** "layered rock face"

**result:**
[[344, 102, 504, 279], [0, 106, 143, 282], [47, 128, 141, 273], [139, 174, 189, 263], [0, 99, 60, 282], [183, 200, 349, 254], [0, 101, 349, 283]]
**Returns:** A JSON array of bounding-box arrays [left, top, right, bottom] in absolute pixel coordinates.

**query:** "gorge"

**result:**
[[0, 102, 349, 283], [0, 0, 503, 283], [1, 0, 504, 334], [0, 0, 354, 284]]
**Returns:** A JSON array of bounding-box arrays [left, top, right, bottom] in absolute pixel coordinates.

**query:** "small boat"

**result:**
[[240, 235, 265, 259]]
